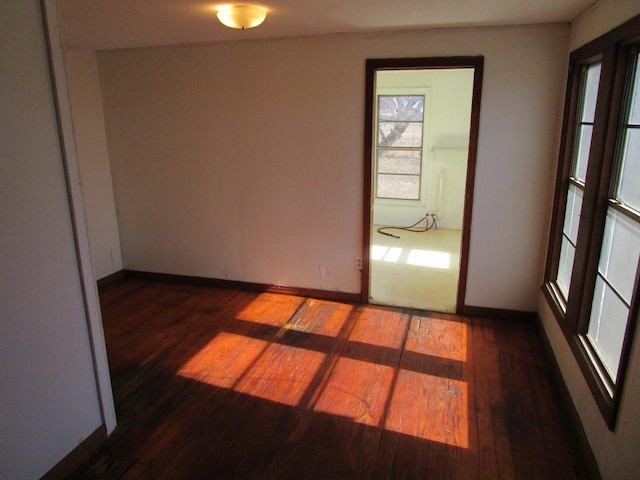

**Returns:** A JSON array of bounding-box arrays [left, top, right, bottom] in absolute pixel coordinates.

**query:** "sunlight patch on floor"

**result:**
[[234, 343, 326, 406], [314, 357, 395, 426], [385, 371, 468, 448], [179, 297, 469, 448], [407, 249, 450, 269], [178, 332, 268, 389], [370, 229, 462, 312], [371, 245, 389, 261], [383, 246, 403, 263], [236, 293, 305, 327]]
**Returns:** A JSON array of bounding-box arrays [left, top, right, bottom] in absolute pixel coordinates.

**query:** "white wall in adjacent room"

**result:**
[[373, 68, 474, 231]]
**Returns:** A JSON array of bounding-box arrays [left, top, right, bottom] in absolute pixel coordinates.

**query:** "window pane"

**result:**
[[377, 174, 420, 199], [378, 150, 421, 174], [571, 62, 601, 183], [617, 129, 640, 213], [582, 62, 601, 123], [375, 94, 425, 201], [378, 96, 424, 121], [573, 124, 592, 182], [615, 53, 640, 212], [556, 183, 583, 299], [557, 236, 576, 299], [378, 121, 423, 147], [563, 184, 583, 244], [598, 209, 640, 304], [629, 53, 640, 125], [587, 276, 629, 379]]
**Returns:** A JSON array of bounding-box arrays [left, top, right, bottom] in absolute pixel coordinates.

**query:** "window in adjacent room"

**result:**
[[375, 95, 425, 200]]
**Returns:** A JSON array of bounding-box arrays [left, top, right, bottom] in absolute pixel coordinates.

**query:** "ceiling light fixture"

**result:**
[[216, 5, 267, 30]]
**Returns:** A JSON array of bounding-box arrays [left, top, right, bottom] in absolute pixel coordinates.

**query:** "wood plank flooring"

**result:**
[[73, 279, 590, 479]]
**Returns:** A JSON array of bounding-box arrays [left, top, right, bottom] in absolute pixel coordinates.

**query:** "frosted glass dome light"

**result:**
[[217, 5, 267, 29]]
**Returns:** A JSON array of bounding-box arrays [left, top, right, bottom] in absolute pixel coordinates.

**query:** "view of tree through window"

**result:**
[[376, 95, 425, 200]]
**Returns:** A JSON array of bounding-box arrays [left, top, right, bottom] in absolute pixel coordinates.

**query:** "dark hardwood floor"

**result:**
[[73, 279, 590, 479]]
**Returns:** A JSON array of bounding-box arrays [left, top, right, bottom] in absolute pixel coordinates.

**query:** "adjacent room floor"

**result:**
[[370, 227, 461, 313], [72, 279, 590, 479]]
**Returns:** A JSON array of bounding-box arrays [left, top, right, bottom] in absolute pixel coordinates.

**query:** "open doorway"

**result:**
[[363, 57, 483, 313]]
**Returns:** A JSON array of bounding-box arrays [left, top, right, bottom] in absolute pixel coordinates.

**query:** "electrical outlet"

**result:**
[[355, 257, 363, 270]]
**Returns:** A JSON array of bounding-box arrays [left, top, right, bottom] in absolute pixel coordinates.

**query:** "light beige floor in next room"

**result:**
[[369, 227, 462, 313]]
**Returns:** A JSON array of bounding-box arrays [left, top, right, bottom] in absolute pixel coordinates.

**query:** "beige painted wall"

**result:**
[[538, 2, 640, 479], [65, 49, 123, 280], [99, 23, 569, 311], [571, 0, 640, 50], [0, 2, 105, 478]]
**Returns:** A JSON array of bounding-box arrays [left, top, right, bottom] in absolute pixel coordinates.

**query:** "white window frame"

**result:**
[[373, 87, 431, 207]]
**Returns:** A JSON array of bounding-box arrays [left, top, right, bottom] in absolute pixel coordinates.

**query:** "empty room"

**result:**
[[2, 1, 640, 479]]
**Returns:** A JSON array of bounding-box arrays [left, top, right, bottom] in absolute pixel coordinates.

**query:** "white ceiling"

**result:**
[[58, 0, 598, 51]]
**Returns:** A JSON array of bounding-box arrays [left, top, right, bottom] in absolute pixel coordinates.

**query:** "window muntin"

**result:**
[[574, 62, 601, 184], [557, 184, 583, 297], [375, 95, 425, 200]]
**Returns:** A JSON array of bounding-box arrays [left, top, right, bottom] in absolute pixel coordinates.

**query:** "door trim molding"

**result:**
[[42, 0, 117, 434], [362, 56, 484, 314]]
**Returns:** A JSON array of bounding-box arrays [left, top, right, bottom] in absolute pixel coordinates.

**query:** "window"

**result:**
[[375, 95, 425, 200], [586, 49, 640, 383], [556, 62, 601, 300], [544, 15, 640, 429]]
